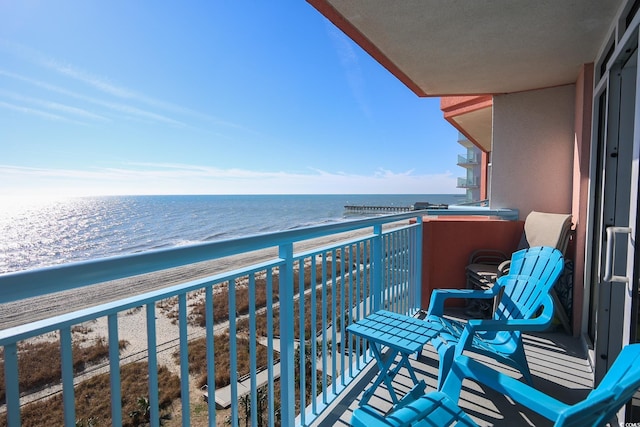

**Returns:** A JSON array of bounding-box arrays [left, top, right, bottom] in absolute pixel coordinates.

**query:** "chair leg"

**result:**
[[434, 340, 455, 391], [509, 342, 533, 385]]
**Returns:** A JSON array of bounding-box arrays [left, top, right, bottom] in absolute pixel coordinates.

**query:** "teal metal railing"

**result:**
[[0, 207, 517, 427]]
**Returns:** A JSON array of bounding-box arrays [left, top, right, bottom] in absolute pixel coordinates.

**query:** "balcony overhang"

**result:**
[[307, 0, 621, 96], [441, 96, 492, 152]]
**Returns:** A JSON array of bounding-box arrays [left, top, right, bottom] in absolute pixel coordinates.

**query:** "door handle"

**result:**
[[603, 226, 632, 283]]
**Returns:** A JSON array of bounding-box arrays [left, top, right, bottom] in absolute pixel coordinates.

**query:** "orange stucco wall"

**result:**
[[481, 151, 489, 200], [420, 217, 524, 309]]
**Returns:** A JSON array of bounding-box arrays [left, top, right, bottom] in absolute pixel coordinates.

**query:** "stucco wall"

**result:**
[[491, 85, 575, 219]]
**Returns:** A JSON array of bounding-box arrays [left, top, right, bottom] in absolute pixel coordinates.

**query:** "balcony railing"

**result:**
[[457, 176, 479, 188], [0, 208, 517, 427], [457, 154, 479, 166]]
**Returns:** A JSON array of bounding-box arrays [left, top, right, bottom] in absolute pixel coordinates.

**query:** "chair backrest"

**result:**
[[520, 211, 573, 255], [494, 246, 564, 322], [555, 343, 640, 426]]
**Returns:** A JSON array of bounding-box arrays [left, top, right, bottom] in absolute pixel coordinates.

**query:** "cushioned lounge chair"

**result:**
[[466, 211, 572, 330]]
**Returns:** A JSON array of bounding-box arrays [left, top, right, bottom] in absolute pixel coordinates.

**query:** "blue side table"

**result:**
[[347, 310, 442, 408]]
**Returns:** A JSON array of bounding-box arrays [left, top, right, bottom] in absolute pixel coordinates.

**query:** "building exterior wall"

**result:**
[[457, 133, 484, 202], [571, 63, 594, 336], [491, 85, 576, 219]]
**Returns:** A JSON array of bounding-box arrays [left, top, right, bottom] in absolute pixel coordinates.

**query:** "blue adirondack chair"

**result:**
[[426, 246, 564, 389], [351, 343, 640, 427]]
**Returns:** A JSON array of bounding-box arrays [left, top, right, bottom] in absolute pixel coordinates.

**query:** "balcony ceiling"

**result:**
[[452, 106, 493, 152], [308, 0, 622, 96]]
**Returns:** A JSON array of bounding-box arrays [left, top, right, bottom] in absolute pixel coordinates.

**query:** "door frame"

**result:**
[[585, 23, 640, 421]]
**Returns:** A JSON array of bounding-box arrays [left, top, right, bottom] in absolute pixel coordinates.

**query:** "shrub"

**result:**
[[175, 333, 276, 389], [0, 338, 128, 404], [0, 362, 180, 427]]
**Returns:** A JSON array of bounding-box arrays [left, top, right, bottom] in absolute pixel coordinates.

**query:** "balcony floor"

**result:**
[[314, 311, 592, 426]]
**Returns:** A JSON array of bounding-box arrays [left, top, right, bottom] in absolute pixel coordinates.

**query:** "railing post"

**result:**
[[60, 326, 75, 427], [4, 343, 20, 427], [205, 286, 216, 426], [178, 294, 191, 426], [415, 216, 423, 312], [108, 314, 122, 427], [372, 225, 383, 311], [278, 243, 295, 426], [146, 302, 160, 427]]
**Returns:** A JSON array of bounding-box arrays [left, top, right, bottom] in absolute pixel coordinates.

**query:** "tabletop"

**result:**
[[347, 310, 442, 355]]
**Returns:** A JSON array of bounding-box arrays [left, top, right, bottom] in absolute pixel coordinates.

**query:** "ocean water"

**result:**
[[0, 194, 464, 274]]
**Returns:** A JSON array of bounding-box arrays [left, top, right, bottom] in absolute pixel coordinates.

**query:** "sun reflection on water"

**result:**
[[0, 196, 125, 274]]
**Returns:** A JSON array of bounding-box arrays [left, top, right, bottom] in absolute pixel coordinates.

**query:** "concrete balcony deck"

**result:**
[[314, 309, 591, 426]]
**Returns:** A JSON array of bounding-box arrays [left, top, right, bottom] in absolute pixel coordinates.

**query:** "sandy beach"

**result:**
[[0, 227, 379, 330]]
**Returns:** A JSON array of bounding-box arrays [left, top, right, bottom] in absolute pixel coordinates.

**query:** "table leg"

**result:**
[[360, 343, 401, 406], [360, 344, 425, 407]]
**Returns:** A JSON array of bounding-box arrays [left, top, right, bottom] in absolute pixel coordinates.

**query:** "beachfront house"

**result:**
[[2, 0, 640, 425]]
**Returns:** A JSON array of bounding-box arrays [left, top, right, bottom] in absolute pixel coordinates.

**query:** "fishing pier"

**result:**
[[343, 202, 449, 215]]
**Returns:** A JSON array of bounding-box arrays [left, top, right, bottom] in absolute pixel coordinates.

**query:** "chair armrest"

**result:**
[[427, 286, 502, 317], [467, 298, 554, 332], [455, 295, 554, 355]]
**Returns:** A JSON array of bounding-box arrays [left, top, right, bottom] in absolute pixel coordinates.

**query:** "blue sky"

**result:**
[[0, 2, 462, 197]]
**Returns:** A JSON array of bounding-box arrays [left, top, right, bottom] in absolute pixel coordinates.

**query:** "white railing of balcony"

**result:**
[[0, 207, 517, 427]]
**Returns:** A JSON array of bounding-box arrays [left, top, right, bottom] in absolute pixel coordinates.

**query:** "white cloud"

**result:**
[[0, 40, 242, 129], [0, 163, 459, 198], [0, 68, 187, 127], [0, 100, 88, 125], [0, 89, 110, 122]]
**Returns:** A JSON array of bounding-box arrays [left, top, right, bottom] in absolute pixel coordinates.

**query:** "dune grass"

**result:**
[[0, 362, 180, 427], [0, 338, 127, 405]]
